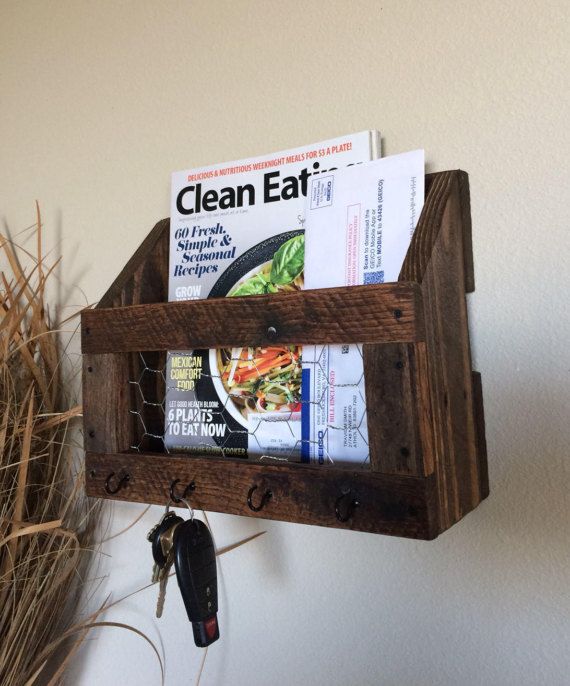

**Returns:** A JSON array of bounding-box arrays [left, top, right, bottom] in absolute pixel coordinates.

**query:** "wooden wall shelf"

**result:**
[[82, 170, 488, 539]]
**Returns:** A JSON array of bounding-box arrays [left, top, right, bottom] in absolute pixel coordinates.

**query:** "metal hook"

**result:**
[[247, 485, 272, 512], [335, 489, 359, 522], [170, 479, 195, 504], [104, 471, 130, 495]]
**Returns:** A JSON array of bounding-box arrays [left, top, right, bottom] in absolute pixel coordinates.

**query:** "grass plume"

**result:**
[[0, 209, 95, 685]]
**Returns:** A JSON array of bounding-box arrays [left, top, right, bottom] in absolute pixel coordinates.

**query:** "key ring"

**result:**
[[180, 497, 195, 521]]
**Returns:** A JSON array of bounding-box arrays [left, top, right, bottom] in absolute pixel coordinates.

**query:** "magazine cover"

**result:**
[[165, 131, 380, 458], [302, 150, 425, 465]]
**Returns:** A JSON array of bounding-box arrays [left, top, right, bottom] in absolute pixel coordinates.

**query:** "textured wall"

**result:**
[[1, 2, 569, 684]]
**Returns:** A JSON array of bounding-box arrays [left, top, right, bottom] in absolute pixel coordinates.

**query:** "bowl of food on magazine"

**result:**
[[195, 231, 304, 445]]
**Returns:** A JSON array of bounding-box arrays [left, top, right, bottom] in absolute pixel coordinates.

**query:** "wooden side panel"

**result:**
[[88, 219, 170, 453], [458, 172, 475, 293], [82, 282, 425, 354], [472, 372, 490, 500], [83, 354, 132, 453], [363, 342, 434, 477], [401, 170, 474, 293], [98, 218, 170, 308], [420, 178, 482, 530], [400, 171, 457, 285], [85, 451, 440, 540]]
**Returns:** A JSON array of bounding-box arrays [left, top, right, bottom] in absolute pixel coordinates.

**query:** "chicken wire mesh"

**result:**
[[128, 347, 370, 467]]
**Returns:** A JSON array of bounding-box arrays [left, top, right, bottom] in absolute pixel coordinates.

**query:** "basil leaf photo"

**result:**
[[230, 272, 270, 296], [270, 234, 305, 285]]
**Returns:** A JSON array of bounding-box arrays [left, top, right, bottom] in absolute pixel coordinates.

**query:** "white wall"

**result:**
[[1, 2, 569, 685]]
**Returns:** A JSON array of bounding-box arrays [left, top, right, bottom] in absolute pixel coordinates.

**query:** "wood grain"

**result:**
[[98, 218, 169, 308], [85, 451, 440, 539], [83, 354, 132, 453], [458, 171, 475, 293], [400, 170, 474, 293], [418, 174, 484, 530], [471, 371, 490, 500], [362, 170, 486, 522], [95, 218, 170, 450], [81, 282, 425, 354], [363, 342, 432, 477]]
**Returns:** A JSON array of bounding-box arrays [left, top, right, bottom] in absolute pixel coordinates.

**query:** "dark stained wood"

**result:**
[[401, 170, 474, 293], [363, 342, 433, 477], [417, 173, 482, 531], [81, 170, 488, 539], [98, 218, 170, 309], [471, 372, 490, 500], [81, 282, 425, 354], [412, 341, 436, 477], [400, 171, 456, 285], [458, 171, 475, 293], [83, 354, 132, 453], [85, 451, 440, 539], [95, 219, 171, 451]]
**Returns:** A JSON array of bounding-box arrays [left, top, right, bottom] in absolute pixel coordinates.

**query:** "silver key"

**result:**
[[155, 521, 179, 618], [147, 505, 176, 583], [151, 562, 161, 584], [155, 559, 172, 618]]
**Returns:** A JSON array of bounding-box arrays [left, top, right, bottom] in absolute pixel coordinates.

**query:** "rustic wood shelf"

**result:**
[[82, 170, 488, 539]]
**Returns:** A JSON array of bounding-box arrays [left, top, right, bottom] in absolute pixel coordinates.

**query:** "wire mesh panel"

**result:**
[[128, 351, 167, 453], [128, 346, 370, 467]]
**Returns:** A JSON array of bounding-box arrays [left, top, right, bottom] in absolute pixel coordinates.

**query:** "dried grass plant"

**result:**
[[0, 209, 264, 685], [0, 208, 95, 685]]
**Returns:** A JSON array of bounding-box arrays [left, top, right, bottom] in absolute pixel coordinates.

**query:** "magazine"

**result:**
[[165, 131, 380, 457], [302, 150, 425, 464]]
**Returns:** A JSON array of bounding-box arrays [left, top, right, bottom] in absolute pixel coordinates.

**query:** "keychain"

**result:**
[[147, 494, 220, 647]]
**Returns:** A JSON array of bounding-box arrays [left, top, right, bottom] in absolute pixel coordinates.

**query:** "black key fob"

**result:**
[[173, 518, 219, 647]]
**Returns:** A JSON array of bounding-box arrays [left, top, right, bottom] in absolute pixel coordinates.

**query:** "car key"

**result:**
[[147, 509, 183, 577], [155, 523, 179, 618], [147, 509, 183, 615], [173, 518, 220, 647]]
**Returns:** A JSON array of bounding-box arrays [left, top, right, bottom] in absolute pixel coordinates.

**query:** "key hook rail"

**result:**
[[82, 170, 489, 539]]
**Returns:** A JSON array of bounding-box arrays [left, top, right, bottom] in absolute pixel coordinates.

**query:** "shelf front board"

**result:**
[[81, 282, 424, 354], [85, 451, 439, 539]]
